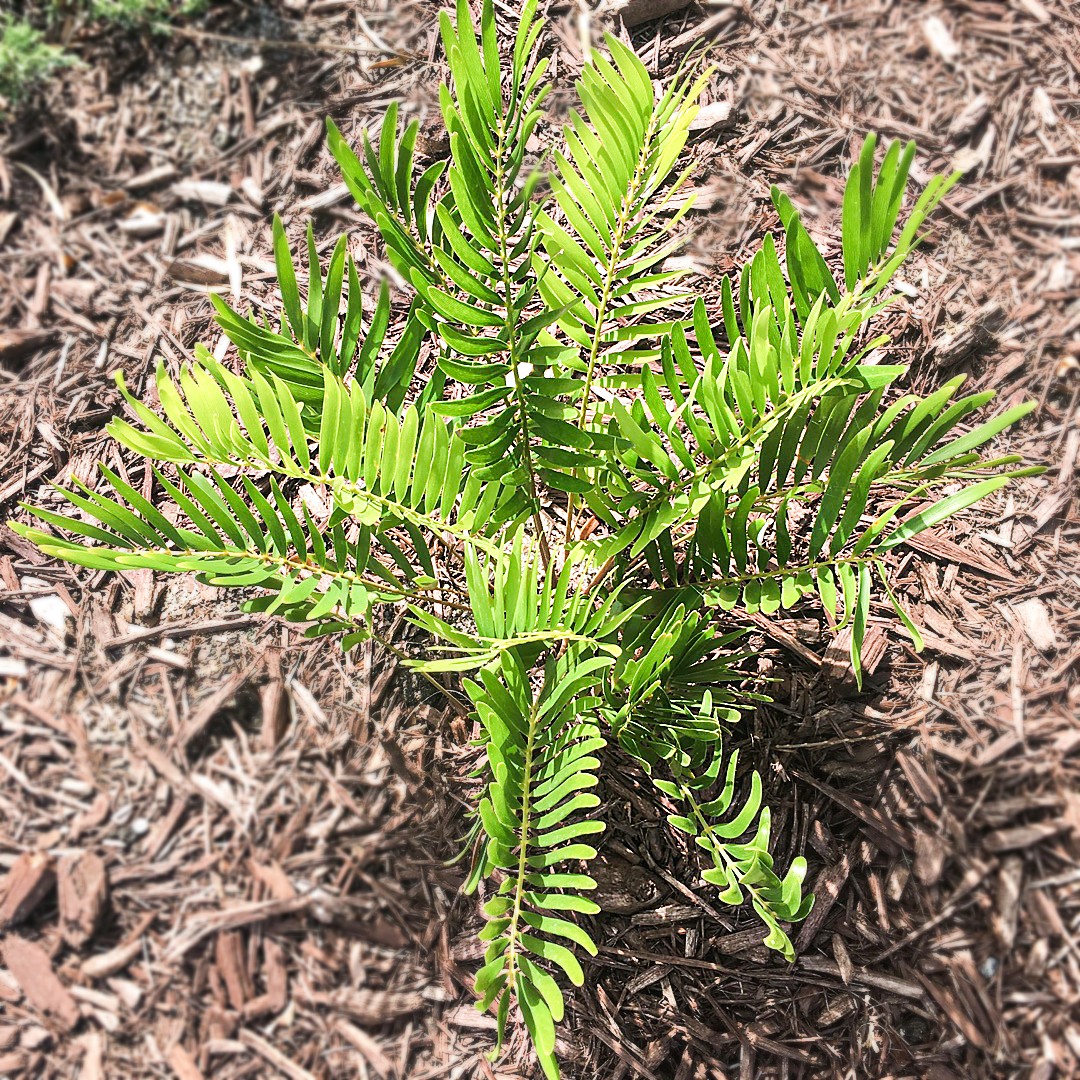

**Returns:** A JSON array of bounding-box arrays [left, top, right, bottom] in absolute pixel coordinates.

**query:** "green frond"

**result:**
[[540, 37, 705, 328], [604, 310, 1033, 678], [576, 142, 1036, 683], [12, 465, 420, 640], [430, 2, 559, 506], [463, 647, 610, 1080], [327, 1, 549, 504], [406, 536, 638, 1077], [602, 605, 811, 959], [602, 603, 751, 763], [328, 108, 447, 288], [107, 350, 521, 550], [771, 134, 960, 320], [683, 758, 814, 960], [533, 35, 708, 496], [410, 534, 638, 672], [15, 341, 530, 633], [215, 221, 442, 417]]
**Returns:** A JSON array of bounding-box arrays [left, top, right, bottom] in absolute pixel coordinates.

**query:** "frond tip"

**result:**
[[603, 605, 811, 959], [669, 751, 813, 961]]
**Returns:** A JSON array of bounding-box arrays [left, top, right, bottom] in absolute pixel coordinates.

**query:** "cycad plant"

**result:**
[[14, 2, 1036, 1075]]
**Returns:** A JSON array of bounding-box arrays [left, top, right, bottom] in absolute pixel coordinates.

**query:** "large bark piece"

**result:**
[[0, 853, 56, 930], [58, 852, 109, 948], [1, 936, 81, 1032]]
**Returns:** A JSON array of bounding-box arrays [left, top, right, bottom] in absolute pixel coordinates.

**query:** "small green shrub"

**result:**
[[14, 1, 1038, 1074], [0, 1, 205, 112], [0, 14, 75, 110], [81, 0, 206, 32]]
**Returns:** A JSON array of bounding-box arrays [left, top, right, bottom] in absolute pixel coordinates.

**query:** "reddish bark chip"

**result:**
[[0, 853, 56, 930], [0, 1052, 29, 1075], [214, 931, 253, 1010], [77, 1032, 106, 1080], [68, 794, 111, 845], [58, 852, 109, 948], [260, 648, 290, 750], [248, 859, 297, 901], [1, 935, 81, 1032], [0, 974, 19, 1003], [241, 938, 288, 1019], [822, 624, 888, 686], [335, 1018, 395, 1079], [166, 1043, 207, 1080]]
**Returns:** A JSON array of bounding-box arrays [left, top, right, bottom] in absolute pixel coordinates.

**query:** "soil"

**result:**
[[1, 1, 1079, 1079]]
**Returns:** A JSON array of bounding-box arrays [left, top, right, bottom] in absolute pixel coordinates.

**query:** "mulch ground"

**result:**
[[1, 1, 1079, 1078]]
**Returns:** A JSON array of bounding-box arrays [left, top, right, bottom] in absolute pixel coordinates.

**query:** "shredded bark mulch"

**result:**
[[1, 1, 1078, 1077]]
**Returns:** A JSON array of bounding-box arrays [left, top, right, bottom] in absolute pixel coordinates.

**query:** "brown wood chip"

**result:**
[[0, 1052, 30, 1074], [0, 329, 58, 366], [248, 860, 297, 902], [261, 647, 291, 750], [799, 955, 924, 1000], [984, 820, 1069, 852], [174, 659, 261, 751], [241, 939, 288, 1020], [334, 1018, 395, 1079], [238, 1028, 317, 1080], [0, 852, 56, 930], [609, 0, 694, 29], [915, 970, 989, 1049], [76, 1031, 106, 1080], [166, 1043, 207, 1080], [822, 624, 888, 685], [214, 930, 253, 1011], [58, 852, 109, 948], [1, 935, 81, 1032], [166, 897, 312, 962], [302, 987, 425, 1025], [80, 937, 145, 981], [796, 851, 853, 952]]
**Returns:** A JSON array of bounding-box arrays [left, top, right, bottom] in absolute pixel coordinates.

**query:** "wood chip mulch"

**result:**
[[1, 1, 1079, 1077]]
